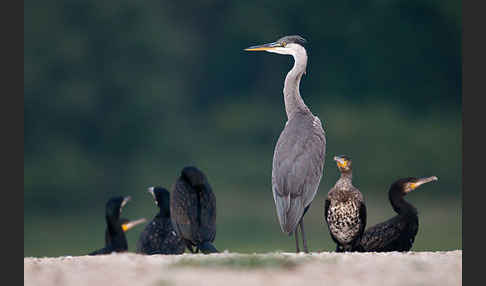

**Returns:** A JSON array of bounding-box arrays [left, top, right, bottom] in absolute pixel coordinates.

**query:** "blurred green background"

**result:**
[[24, 0, 461, 257]]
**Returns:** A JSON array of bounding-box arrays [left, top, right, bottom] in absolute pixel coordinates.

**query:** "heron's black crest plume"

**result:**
[[277, 35, 308, 46]]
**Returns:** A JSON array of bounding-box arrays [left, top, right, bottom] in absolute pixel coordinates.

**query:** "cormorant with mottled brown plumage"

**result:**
[[324, 155, 367, 252], [170, 166, 218, 254], [136, 186, 186, 255], [358, 176, 438, 252]]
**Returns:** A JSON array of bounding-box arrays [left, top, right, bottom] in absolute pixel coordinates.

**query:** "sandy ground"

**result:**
[[24, 250, 461, 286]]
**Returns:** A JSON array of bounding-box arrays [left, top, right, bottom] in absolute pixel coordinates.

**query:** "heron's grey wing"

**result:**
[[272, 114, 326, 233]]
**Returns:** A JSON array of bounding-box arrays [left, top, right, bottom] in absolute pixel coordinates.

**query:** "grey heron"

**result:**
[[324, 155, 367, 252], [245, 35, 326, 253]]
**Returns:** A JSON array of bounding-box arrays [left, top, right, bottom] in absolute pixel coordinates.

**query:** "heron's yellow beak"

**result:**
[[244, 42, 281, 51]]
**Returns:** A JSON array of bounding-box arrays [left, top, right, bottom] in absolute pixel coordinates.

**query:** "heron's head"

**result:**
[[394, 176, 439, 194], [244, 35, 307, 56], [334, 155, 352, 173]]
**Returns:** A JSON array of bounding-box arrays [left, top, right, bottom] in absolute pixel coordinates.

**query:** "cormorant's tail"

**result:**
[[198, 241, 219, 254]]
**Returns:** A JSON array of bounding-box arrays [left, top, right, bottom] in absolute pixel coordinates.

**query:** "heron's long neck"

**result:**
[[283, 49, 310, 119]]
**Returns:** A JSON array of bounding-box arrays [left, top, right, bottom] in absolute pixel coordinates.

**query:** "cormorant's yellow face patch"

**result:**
[[122, 224, 129, 232], [337, 160, 348, 168], [404, 182, 417, 193]]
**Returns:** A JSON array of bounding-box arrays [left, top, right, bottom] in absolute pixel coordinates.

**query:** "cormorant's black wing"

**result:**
[[360, 216, 405, 252], [324, 198, 330, 224], [170, 179, 199, 242], [358, 197, 367, 236], [199, 184, 217, 242]]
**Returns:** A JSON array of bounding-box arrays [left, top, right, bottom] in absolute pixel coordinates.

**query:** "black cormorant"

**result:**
[[89, 196, 133, 255], [136, 186, 186, 255], [324, 155, 367, 252], [359, 176, 438, 252], [170, 166, 218, 254]]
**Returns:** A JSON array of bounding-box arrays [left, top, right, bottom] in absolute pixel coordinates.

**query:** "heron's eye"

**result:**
[[281, 42, 286, 47]]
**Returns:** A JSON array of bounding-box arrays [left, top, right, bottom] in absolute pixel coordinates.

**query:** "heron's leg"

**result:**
[[299, 218, 309, 253], [294, 229, 300, 253]]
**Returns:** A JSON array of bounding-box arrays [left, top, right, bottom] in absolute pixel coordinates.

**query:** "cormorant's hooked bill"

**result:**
[[121, 218, 147, 232], [406, 176, 438, 193]]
